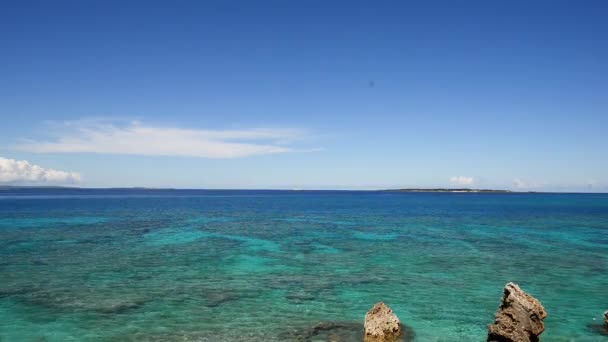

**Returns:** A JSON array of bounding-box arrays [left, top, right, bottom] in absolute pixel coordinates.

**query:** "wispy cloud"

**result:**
[[0, 157, 81, 184], [450, 176, 474, 186], [15, 119, 312, 159]]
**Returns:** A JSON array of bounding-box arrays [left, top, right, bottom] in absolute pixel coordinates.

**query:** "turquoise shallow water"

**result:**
[[0, 190, 607, 341]]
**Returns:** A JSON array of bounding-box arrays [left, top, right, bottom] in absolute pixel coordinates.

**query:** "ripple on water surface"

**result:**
[[1, 192, 607, 341]]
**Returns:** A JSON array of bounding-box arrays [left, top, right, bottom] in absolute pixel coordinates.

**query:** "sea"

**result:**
[[0, 189, 607, 341]]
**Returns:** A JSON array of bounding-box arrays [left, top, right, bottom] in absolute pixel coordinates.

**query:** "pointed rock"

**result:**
[[364, 302, 401, 341], [487, 282, 547, 342]]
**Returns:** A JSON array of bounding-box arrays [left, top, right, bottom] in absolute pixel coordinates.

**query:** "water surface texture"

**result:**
[[1, 190, 607, 341]]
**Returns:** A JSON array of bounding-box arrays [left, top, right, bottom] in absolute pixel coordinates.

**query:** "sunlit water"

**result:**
[[0, 190, 607, 341]]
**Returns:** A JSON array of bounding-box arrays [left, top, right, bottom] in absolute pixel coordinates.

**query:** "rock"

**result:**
[[487, 282, 547, 342], [364, 302, 402, 341], [604, 310, 608, 328]]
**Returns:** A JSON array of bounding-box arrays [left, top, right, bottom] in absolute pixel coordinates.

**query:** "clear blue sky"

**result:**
[[1, 1, 607, 191]]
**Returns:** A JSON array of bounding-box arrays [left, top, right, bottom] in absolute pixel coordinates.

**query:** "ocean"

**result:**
[[0, 189, 607, 341]]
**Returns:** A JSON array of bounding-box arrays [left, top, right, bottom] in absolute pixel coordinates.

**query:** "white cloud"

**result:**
[[513, 178, 528, 189], [15, 120, 311, 159], [450, 176, 474, 186], [513, 178, 546, 190], [0, 157, 81, 184]]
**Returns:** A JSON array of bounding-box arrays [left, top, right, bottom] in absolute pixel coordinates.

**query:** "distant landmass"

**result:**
[[0, 185, 168, 190], [0, 186, 528, 193], [0, 186, 598, 194], [385, 188, 513, 193]]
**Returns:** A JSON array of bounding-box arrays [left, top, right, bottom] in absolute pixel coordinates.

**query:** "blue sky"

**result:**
[[1, 1, 607, 191]]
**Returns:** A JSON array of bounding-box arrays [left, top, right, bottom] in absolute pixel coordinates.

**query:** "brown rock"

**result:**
[[364, 302, 401, 341], [487, 282, 547, 342]]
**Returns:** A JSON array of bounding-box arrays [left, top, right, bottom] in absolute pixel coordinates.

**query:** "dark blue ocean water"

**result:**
[[1, 189, 607, 341]]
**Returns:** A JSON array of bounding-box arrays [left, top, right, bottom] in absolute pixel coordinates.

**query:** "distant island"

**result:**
[[385, 188, 513, 193]]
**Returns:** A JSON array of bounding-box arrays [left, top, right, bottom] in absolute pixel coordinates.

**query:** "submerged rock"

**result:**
[[203, 289, 241, 308], [281, 321, 413, 342], [487, 282, 547, 342], [95, 300, 144, 314], [587, 322, 608, 336], [280, 322, 364, 342], [285, 290, 316, 303], [17, 288, 148, 314], [364, 302, 402, 341], [590, 310, 608, 336], [0, 286, 37, 298]]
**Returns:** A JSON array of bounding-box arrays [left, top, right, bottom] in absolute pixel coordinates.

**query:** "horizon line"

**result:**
[[0, 185, 606, 194]]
